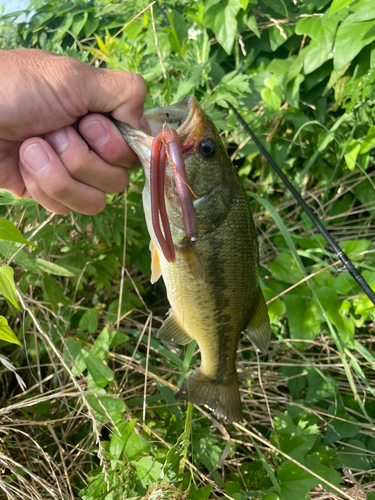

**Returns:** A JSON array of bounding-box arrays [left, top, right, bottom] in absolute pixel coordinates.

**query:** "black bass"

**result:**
[[115, 96, 271, 423]]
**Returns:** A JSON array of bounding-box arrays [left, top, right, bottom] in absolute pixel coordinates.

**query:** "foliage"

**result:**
[[1, 0, 375, 499]]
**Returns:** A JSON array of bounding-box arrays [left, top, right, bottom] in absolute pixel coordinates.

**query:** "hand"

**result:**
[[0, 49, 147, 215]]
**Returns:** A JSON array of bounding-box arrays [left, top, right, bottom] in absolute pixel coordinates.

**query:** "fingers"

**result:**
[[0, 143, 26, 197], [19, 138, 107, 215], [19, 114, 139, 215], [82, 67, 147, 129]]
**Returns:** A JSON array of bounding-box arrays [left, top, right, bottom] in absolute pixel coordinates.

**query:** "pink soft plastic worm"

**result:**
[[151, 133, 175, 263], [150, 128, 198, 263]]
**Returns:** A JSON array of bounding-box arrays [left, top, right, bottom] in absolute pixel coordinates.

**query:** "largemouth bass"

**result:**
[[115, 96, 271, 423]]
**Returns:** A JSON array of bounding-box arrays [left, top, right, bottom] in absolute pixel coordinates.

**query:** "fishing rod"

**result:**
[[226, 100, 375, 307]]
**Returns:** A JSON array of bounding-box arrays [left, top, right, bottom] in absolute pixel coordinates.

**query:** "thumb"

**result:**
[[83, 66, 147, 129]]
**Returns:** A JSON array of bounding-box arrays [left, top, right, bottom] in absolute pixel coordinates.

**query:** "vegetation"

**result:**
[[1, 0, 375, 498]]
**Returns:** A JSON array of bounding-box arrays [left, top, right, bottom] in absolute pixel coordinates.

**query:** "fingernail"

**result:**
[[48, 128, 69, 154], [22, 143, 51, 173], [81, 120, 108, 147]]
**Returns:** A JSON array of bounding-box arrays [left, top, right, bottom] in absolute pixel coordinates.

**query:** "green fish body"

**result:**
[[116, 96, 271, 423]]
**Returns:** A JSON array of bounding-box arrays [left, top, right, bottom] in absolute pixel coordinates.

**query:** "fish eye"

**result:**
[[199, 139, 216, 159]]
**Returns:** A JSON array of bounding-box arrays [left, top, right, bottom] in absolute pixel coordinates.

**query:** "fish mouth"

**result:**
[[115, 96, 200, 263]]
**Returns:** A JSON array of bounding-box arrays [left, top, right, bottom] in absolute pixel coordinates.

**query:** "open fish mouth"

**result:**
[[115, 96, 200, 263]]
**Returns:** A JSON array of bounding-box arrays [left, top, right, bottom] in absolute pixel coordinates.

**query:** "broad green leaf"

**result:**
[[269, 253, 304, 284], [328, 0, 354, 15], [35, 258, 75, 277], [278, 461, 319, 500], [79, 308, 99, 333], [295, 14, 338, 53], [134, 456, 163, 483], [260, 87, 281, 110], [51, 13, 73, 41], [246, 13, 260, 38], [262, 288, 286, 323], [339, 238, 370, 257], [306, 368, 339, 404], [82, 350, 114, 387], [125, 431, 151, 460], [360, 125, 375, 154], [301, 41, 332, 74], [0, 190, 37, 206], [284, 294, 321, 343], [316, 287, 355, 345], [85, 394, 125, 423], [0, 316, 21, 346], [91, 326, 117, 360], [63, 337, 87, 376], [324, 405, 359, 444], [337, 439, 372, 470], [344, 140, 361, 170], [0, 266, 20, 310], [169, 9, 188, 51], [71, 11, 88, 36], [0, 219, 36, 247], [203, 0, 243, 55], [109, 419, 136, 460], [334, 19, 375, 70], [84, 15, 99, 37], [187, 485, 213, 500]]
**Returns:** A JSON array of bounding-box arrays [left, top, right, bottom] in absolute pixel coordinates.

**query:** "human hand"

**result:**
[[0, 49, 147, 215]]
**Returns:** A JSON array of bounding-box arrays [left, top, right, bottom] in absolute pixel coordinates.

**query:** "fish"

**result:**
[[115, 95, 271, 423]]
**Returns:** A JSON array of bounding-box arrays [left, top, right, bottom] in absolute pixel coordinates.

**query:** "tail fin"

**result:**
[[175, 369, 242, 424]]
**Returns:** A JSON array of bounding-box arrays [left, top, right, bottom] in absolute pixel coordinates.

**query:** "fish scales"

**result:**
[[115, 95, 271, 423]]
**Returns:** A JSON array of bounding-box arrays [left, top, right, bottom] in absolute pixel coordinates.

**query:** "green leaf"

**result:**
[[278, 461, 319, 500], [187, 485, 213, 500], [334, 19, 375, 70], [301, 41, 332, 75], [169, 9, 188, 52], [316, 287, 355, 345], [0, 316, 21, 346], [269, 253, 304, 284], [134, 456, 163, 483], [203, 0, 243, 55], [360, 125, 375, 154], [71, 11, 88, 37], [79, 309, 99, 333], [91, 327, 117, 360], [337, 439, 372, 470], [295, 14, 338, 53], [0, 219, 36, 247], [246, 13, 260, 38], [35, 258, 75, 277], [284, 294, 321, 343], [109, 419, 136, 460], [85, 394, 125, 423], [306, 368, 339, 404], [84, 15, 99, 37], [82, 350, 114, 387], [63, 337, 87, 376], [324, 405, 360, 444], [344, 140, 361, 170], [125, 431, 151, 460], [329, 0, 354, 15], [0, 266, 20, 310]]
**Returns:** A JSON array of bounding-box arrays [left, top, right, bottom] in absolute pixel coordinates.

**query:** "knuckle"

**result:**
[[84, 195, 107, 215]]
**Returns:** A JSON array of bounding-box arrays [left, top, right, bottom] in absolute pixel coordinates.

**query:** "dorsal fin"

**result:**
[[157, 311, 193, 345], [243, 287, 271, 354]]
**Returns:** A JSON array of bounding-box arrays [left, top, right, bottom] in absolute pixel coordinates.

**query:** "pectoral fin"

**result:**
[[244, 287, 271, 354], [179, 237, 205, 284], [157, 311, 193, 345], [150, 240, 162, 284]]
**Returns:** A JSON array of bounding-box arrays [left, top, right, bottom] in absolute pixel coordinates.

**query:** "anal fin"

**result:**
[[150, 240, 162, 284], [157, 311, 193, 345], [243, 287, 271, 354]]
